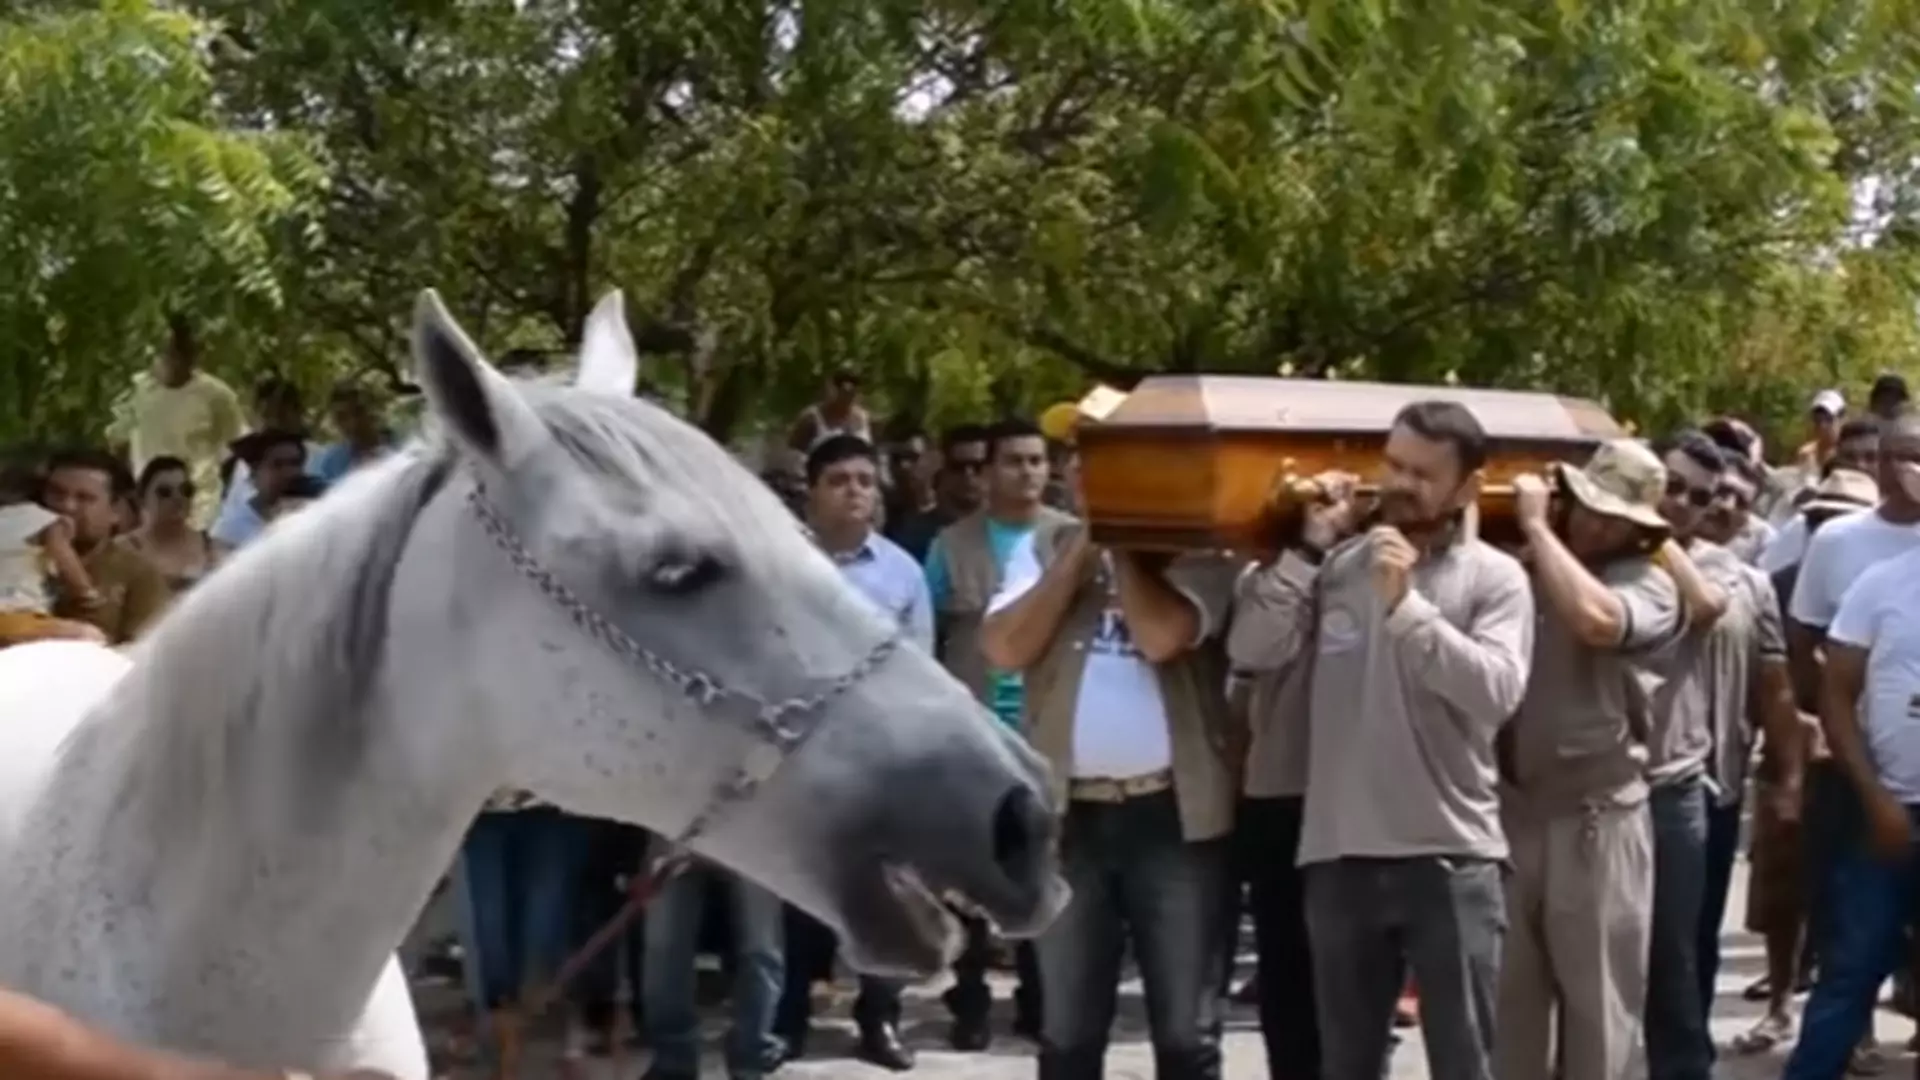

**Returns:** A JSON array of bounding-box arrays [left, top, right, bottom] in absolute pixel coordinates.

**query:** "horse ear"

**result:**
[[575, 290, 640, 398], [411, 289, 549, 467]]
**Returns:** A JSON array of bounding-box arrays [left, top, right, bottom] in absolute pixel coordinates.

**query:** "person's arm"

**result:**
[[1748, 574, 1804, 812], [979, 530, 1095, 671], [0, 985, 391, 1080], [34, 519, 98, 605], [904, 566, 935, 655], [1224, 552, 1319, 673], [1657, 539, 1730, 628], [1382, 557, 1534, 728], [785, 411, 820, 453], [1821, 641, 1890, 808], [208, 383, 247, 449], [1519, 518, 1634, 649], [1112, 552, 1202, 663], [115, 561, 171, 643]]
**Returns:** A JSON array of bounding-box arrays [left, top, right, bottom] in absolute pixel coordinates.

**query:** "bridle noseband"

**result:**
[[465, 479, 901, 846]]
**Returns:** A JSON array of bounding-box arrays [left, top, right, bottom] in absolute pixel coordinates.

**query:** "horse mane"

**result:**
[[67, 444, 456, 849], [64, 383, 781, 857]]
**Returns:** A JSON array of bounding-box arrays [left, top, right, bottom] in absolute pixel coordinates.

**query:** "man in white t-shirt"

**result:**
[[979, 515, 1238, 1080], [1783, 410, 1920, 1073], [1780, 541, 1920, 1080]]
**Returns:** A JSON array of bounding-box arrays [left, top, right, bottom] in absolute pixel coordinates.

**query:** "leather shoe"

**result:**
[[858, 1022, 916, 1071]]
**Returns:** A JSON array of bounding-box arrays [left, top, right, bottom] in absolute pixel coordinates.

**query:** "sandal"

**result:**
[[1731, 1015, 1794, 1055], [1848, 1041, 1886, 1075]]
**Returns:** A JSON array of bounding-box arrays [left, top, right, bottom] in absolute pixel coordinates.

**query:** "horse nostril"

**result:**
[[991, 784, 1050, 887]]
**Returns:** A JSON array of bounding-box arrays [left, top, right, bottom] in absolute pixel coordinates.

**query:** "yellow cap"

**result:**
[[1040, 401, 1080, 443]]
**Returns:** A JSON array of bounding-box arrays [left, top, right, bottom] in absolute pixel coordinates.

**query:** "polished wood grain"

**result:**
[[1075, 375, 1626, 553]]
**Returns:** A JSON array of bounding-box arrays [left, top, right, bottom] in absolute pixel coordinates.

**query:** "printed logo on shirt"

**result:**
[[1319, 606, 1363, 655], [1907, 693, 1920, 720], [1090, 607, 1143, 660]]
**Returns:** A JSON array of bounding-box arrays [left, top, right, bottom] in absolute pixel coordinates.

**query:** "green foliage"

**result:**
[[0, 0, 324, 442], [6, 0, 1920, 446]]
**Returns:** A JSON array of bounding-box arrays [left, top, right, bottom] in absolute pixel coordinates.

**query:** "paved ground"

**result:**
[[416, 860, 1917, 1079]]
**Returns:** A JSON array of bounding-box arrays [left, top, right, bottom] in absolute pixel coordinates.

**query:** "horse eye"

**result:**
[[648, 553, 725, 594]]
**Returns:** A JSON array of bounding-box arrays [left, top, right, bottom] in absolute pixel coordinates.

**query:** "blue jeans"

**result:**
[[1036, 789, 1229, 1080], [641, 862, 786, 1078], [1696, 794, 1743, 1021], [1646, 779, 1711, 1080], [1783, 804, 1920, 1080], [453, 807, 594, 1010]]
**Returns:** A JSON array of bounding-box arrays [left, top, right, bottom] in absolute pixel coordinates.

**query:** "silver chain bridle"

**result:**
[[465, 479, 901, 846]]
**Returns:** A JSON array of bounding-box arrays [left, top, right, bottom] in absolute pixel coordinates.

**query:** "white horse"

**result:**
[[0, 291, 1065, 1078]]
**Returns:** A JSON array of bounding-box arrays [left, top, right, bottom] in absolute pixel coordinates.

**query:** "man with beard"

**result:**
[[1225, 401, 1533, 1080], [1496, 440, 1686, 1080]]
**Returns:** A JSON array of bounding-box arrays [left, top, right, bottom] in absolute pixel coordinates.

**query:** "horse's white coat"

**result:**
[[0, 290, 1063, 1078]]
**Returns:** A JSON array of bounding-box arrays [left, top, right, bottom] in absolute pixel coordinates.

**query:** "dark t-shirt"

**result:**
[[886, 507, 953, 564]]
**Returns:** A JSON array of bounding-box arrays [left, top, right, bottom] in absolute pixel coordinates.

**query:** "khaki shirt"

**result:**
[[54, 538, 169, 645], [1017, 522, 1241, 841], [933, 507, 1075, 705], [1645, 542, 1746, 789], [1505, 556, 1683, 817], [1701, 557, 1787, 804], [1229, 536, 1534, 863]]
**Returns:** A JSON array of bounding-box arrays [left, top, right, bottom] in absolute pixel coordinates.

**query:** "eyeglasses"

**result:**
[[947, 460, 986, 474], [1666, 477, 1714, 507], [151, 482, 196, 500], [1713, 485, 1754, 510]]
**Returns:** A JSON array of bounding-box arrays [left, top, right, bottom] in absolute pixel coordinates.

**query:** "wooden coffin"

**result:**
[[1074, 375, 1626, 553]]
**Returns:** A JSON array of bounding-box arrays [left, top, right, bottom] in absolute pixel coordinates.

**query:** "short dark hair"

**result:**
[[1391, 400, 1488, 474], [136, 455, 190, 495], [983, 417, 1045, 461], [1652, 430, 1728, 475], [254, 375, 302, 408], [1700, 418, 1756, 460], [805, 434, 878, 485], [1839, 417, 1882, 443], [233, 429, 307, 468], [46, 448, 133, 497], [282, 474, 328, 500], [940, 423, 990, 456], [1871, 373, 1910, 406]]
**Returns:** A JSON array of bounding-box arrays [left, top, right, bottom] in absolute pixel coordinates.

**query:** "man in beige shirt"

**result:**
[[1227, 401, 1533, 1080], [1499, 440, 1687, 1080]]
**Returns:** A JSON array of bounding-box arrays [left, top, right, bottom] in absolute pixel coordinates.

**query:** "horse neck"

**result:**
[[44, 666, 483, 1030]]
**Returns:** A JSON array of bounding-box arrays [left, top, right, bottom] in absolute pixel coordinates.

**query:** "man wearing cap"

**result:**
[[1732, 468, 1876, 1055], [1765, 390, 1848, 526], [1496, 439, 1688, 1080], [1225, 400, 1533, 1080]]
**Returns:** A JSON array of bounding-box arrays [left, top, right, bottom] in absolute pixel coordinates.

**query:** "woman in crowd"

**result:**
[[122, 457, 219, 596]]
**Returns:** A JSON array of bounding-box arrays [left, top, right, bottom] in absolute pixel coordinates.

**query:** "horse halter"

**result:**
[[464, 479, 902, 846]]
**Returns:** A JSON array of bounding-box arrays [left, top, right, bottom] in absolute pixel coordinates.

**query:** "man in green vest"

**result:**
[[924, 416, 1070, 1048]]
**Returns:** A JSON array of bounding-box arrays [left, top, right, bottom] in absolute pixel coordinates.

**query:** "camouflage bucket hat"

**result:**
[[1550, 438, 1669, 532]]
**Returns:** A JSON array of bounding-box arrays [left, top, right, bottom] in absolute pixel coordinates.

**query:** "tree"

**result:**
[[0, 0, 324, 444]]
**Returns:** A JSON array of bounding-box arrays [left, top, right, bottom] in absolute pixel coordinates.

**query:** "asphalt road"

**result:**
[[415, 860, 1915, 1079]]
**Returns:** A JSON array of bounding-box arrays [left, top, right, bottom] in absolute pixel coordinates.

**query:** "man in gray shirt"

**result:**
[[1638, 431, 1738, 1080], [1228, 401, 1533, 1080], [1499, 439, 1685, 1080]]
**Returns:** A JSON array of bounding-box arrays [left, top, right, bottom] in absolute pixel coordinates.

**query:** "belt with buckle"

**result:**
[[1069, 768, 1173, 804]]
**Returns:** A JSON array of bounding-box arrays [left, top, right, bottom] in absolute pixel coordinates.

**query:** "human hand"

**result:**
[[1367, 525, 1416, 611], [1293, 470, 1362, 552], [1865, 790, 1912, 863], [1513, 473, 1552, 529]]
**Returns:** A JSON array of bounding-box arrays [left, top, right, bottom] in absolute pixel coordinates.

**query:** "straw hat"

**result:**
[[1801, 468, 1878, 517], [1549, 438, 1670, 531]]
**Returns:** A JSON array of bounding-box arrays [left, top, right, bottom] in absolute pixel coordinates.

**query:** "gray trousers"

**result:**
[[1304, 855, 1505, 1080], [1497, 800, 1652, 1080]]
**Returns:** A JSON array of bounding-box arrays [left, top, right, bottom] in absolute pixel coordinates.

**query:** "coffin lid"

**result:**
[[1076, 374, 1623, 445]]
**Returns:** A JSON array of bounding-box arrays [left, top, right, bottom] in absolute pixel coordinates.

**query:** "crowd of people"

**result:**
[[8, 314, 1920, 1080]]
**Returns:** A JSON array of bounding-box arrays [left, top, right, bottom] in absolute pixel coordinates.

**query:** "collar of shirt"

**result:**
[[825, 534, 878, 566]]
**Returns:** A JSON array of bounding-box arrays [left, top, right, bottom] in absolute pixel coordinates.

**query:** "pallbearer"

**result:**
[[1228, 400, 1534, 1080]]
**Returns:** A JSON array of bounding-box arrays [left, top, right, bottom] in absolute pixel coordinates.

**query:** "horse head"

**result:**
[[405, 290, 1064, 976]]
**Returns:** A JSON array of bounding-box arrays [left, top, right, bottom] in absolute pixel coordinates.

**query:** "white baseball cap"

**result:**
[[1810, 389, 1846, 416]]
